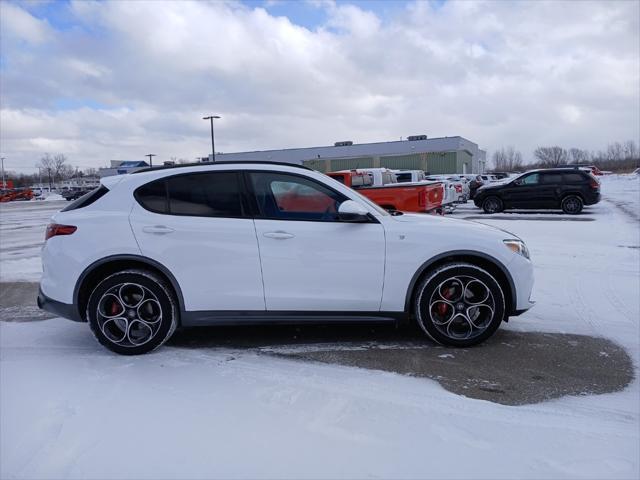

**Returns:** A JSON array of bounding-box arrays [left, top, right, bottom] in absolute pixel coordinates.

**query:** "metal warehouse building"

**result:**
[[213, 136, 487, 174]]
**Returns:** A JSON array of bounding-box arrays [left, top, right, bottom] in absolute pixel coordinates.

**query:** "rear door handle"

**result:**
[[142, 225, 175, 235], [263, 231, 295, 240]]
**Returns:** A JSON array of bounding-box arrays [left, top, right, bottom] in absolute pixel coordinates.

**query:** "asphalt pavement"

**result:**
[[1, 281, 633, 406]]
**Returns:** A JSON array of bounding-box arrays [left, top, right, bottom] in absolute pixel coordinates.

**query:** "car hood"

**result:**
[[390, 213, 521, 240]]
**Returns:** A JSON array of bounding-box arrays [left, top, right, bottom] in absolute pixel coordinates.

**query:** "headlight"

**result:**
[[503, 239, 530, 259]]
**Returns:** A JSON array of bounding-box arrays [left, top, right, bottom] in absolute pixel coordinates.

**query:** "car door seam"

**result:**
[[127, 200, 144, 255], [252, 219, 268, 310]]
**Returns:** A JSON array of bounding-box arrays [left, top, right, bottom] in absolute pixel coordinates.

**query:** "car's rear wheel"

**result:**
[[414, 263, 505, 347], [482, 196, 503, 214], [561, 195, 583, 214], [86, 269, 178, 355]]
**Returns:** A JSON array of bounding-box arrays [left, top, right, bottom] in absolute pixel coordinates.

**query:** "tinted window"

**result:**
[[136, 172, 243, 217], [250, 172, 346, 221], [396, 173, 412, 182], [563, 173, 587, 183], [541, 173, 563, 184], [136, 179, 167, 213], [168, 172, 242, 217], [519, 173, 540, 185], [62, 185, 109, 212]]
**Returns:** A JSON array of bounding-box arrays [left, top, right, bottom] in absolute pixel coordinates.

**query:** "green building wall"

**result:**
[[303, 150, 468, 174]]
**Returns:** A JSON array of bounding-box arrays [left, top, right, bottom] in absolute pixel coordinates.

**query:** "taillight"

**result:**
[[589, 178, 599, 189], [454, 185, 462, 193], [45, 223, 77, 241], [418, 190, 426, 207]]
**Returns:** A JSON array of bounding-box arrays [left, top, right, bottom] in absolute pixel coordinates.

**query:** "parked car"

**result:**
[[558, 164, 603, 176], [474, 168, 601, 214], [490, 172, 510, 180], [62, 189, 91, 201], [328, 169, 445, 214], [38, 161, 534, 355], [426, 175, 468, 203]]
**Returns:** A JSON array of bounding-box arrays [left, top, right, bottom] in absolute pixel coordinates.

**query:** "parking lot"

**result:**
[[1, 174, 639, 478]]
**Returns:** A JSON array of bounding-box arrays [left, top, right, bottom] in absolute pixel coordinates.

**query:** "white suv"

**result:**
[[39, 162, 534, 354]]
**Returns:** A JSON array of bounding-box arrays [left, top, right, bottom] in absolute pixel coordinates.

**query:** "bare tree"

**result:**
[[623, 140, 638, 160], [568, 148, 590, 164], [59, 164, 75, 181], [606, 142, 624, 162], [533, 146, 568, 167], [52, 154, 68, 182], [37, 153, 55, 189], [491, 146, 523, 171]]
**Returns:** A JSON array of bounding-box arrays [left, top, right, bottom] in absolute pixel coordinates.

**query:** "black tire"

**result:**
[[414, 262, 506, 347], [561, 195, 583, 214], [86, 269, 178, 355], [482, 196, 503, 214]]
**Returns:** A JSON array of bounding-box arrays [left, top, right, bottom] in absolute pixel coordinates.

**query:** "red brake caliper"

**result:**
[[438, 286, 452, 315], [110, 300, 120, 316]]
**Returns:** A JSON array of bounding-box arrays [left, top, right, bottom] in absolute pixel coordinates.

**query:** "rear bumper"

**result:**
[[584, 192, 601, 205], [37, 287, 83, 322]]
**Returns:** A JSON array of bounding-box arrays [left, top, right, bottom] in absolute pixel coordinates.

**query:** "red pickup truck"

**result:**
[[327, 170, 445, 214]]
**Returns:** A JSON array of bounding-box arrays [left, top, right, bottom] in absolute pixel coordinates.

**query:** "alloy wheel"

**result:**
[[96, 282, 163, 348], [428, 275, 496, 341]]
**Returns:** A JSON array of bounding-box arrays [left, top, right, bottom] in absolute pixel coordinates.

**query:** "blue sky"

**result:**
[[0, 0, 638, 171]]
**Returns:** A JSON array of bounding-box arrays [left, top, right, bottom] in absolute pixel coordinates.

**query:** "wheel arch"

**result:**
[[404, 250, 516, 316], [560, 191, 585, 202], [74, 255, 185, 324]]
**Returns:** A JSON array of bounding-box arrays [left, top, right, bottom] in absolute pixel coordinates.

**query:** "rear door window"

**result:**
[[541, 173, 563, 184], [136, 171, 244, 217]]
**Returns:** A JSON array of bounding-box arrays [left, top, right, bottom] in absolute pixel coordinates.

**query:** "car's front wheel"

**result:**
[[561, 195, 583, 214], [86, 269, 178, 355], [414, 263, 506, 347], [482, 196, 503, 214]]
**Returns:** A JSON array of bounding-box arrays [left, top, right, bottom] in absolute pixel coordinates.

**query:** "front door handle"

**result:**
[[263, 231, 295, 240], [142, 225, 175, 235]]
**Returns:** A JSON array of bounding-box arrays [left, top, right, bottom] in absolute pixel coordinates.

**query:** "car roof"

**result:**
[[132, 160, 311, 174]]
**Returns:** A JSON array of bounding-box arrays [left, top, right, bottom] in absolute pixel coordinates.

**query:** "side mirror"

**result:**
[[338, 200, 370, 222]]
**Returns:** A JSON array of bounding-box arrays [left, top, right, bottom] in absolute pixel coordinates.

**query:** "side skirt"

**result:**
[[181, 310, 408, 327]]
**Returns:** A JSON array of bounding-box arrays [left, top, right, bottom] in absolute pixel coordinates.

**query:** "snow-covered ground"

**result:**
[[1, 174, 639, 479], [0, 200, 66, 282]]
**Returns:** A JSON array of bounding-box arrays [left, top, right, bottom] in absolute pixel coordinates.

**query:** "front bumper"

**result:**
[[37, 287, 83, 322]]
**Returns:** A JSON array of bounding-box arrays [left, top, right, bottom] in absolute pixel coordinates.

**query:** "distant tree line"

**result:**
[[5, 153, 99, 188], [491, 140, 639, 173]]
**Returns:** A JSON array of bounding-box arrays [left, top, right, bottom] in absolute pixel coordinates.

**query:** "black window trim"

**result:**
[[242, 170, 379, 224], [134, 170, 250, 219], [134, 169, 379, 224]]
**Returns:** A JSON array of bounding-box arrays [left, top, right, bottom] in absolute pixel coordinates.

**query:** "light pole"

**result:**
[[145, 154, 156, 168], [202, 115, 221, 161], [0, 157, 5, 188]]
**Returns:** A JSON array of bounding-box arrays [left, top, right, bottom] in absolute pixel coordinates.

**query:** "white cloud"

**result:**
[[0, 2, 52, 44], [0, 0, 638, 172]]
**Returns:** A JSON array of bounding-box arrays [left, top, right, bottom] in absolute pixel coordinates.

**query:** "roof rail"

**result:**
[[131, 160, 313, 174]]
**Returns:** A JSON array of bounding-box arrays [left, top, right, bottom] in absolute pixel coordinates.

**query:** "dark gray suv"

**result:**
[[474, 168, 601, 214]]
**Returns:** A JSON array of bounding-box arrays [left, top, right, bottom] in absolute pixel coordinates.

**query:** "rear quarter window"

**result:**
[[563, 173, 588, 183]]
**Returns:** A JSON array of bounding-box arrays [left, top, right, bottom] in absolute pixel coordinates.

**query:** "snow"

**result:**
[[1, 174, 639, 479], [0, 200, 66, 282]]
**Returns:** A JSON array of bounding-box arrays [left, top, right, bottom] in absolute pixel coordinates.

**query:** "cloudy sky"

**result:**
[[1, 0, 638, 172]]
